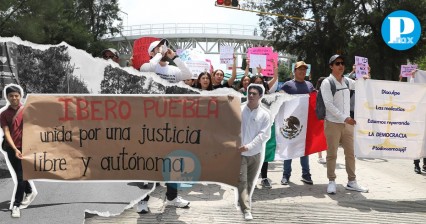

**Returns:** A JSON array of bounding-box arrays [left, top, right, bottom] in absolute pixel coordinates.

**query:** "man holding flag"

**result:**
[[280, 61, 315, 185]]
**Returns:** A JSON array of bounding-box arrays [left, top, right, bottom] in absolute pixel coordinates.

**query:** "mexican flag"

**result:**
[[275, 92, 327, 160]]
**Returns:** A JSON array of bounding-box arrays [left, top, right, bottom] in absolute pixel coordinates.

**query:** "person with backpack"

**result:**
[[321, 55, 369, 194], [315, 77, 328, 164]]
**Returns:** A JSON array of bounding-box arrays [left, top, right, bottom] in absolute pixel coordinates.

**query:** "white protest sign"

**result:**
[[176, 49, 184, 56], [412, 70, 426, 83], [400, 64, 417, 77], [355, 56, 368, 65], [220, 46, 234, 64], [354, 79, 426, 159], [355, 56, 368, 79], [185, 60, 210, 79], [249, 54, 267, 69]]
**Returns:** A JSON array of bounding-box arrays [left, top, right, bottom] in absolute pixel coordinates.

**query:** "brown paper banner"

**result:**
[[22, 94, 242, 187]]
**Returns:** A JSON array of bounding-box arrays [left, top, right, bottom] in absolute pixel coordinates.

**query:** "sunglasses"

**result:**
[[334, 61, 345, 66], [103, 55, 117, 60]]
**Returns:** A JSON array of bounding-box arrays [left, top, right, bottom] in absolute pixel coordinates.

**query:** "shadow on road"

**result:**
[[337, 199, 426, 213]]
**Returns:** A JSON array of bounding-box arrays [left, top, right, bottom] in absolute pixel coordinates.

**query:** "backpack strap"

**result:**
[[344, 77, 350, 87], [327, 77, 337, 96], [327, 76, 349, 96]]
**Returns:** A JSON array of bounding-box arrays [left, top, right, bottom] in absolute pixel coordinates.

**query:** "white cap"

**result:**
[[147, 39, 169, 54]]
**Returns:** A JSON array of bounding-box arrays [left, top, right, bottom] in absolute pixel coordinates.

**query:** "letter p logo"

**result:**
[[381, 10, 421, 50], [388, 17, 414, 44]]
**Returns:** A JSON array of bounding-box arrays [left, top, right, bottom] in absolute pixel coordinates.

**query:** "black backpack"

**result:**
[[315, 77, 350, 120]]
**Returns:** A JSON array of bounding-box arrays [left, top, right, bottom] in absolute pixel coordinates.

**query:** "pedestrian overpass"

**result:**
[[105, 23, 295, 63]]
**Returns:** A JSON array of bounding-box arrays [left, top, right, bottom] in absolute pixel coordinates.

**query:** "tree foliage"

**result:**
[[100, 67, 199, 95], [17, 45, 88, 94], [252, 0, 426, 83], [0, 0, 122, 56]]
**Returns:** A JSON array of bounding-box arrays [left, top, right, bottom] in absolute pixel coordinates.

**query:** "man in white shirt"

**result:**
[[140, 39, 192, 83], [136, 40, 191, 214], [321, 54, 369, 194], [238, 84, 271, 220]]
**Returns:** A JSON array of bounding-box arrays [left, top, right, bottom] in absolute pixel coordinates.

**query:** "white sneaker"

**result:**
[[136, 200, 149, 213], [317, 158, 326, 164], [244, 211, 253, 220], [166, 196, 190, 208], [20, 192, 38, 209], [11, 206, 20, 218], [327, 181, 336, 194], [345, 180, 369, 193]]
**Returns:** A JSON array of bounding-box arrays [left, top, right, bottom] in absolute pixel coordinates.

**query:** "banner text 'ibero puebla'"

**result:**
[[22, 95, 242, 187]]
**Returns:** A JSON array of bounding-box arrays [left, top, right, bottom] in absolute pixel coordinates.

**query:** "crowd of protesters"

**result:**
[[2, 37, 423, 221]]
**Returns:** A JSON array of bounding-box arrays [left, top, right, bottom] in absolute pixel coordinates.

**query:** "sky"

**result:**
[[118, 0, 260, 27]]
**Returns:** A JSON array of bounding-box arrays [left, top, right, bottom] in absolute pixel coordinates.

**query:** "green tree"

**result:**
[[75, 0, 122, 55], [414, 56, 426, 70], [278, 60, 292, 82], [253, 0, 426, 83], [0, 0, 122, 55], [17, 45, 88, 94]]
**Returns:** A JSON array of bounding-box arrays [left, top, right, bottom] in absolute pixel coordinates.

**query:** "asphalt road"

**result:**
[[0, 164, 151, 224]]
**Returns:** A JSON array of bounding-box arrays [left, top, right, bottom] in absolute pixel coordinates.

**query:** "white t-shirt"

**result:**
[[140, 53, 192, 83]]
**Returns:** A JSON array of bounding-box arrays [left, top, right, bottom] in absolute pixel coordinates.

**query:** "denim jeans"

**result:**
[[283, 155, 310, 178]]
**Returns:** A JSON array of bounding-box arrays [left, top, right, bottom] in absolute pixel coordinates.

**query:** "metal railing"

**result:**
[[117, 23, 262, 37]]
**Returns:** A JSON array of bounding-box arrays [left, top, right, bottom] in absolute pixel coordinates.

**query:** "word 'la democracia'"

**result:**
[[57, 97, 219, 121]]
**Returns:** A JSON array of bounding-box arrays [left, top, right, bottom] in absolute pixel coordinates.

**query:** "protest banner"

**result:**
[[354, 79, 426, 159], [247, 47, 277, 77], [400, 64, 418, 77], [21, 95, 242, 187], [412, 69, 426, 83], [176, 49, 184, 56], [355, 56, 368, 66], [355, 56, 369, 79], [132, 37, 160, 70], [220, 46, 234, 64], [185, 60, 211, 79], [249, 54, 266, 69]]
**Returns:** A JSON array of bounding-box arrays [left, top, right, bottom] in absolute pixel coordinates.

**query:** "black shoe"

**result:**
[[423, 165, 426, 172], [414, 166, 421, 174], [301, 174, 313, 185], [281, 176, 289, 185], [261, 178, 272, 189]]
